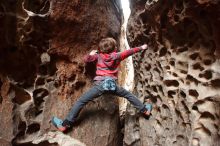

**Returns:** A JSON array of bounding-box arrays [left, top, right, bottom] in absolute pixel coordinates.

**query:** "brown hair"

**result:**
[[98, 37, 117, 53]]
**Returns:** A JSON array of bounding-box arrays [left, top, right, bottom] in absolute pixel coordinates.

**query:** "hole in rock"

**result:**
[[12, 86, 31, 105], [39, 64, 48, 75], [177, 135, 185, 140], [175, 109, 184, 120], [177, 47, 188, 54], [180, 79, 184, 83], [152, 85, 157, 92], [162, 104, 169, 110], [164, 80, 179, 87], [54, 79, 61, 88], [36, 77, 45, 86], [17, 121, 26, 138], [159, 47, 167, 57], [33, 88, 49, 106], [173, 73, 178, 77], [139, 12, 148, 23], [214, 124, 218, 130], [75, 81, 86, 90], [186, 75, 200, 85], [69, 74, 76, 81], [192, 63, 204, 71], [200, 111, 215, 120], [181, 101, 190, 113], [199, 70, 212, 80], [174, 15, 180, 22], [154, 67, 161, 74], [26, 123, 40, 134], [189, 53, 199, 60], [180, 70, 187, 74], [24, 0, 51, 15], [192, 105, 198, 111], [165, 66, 170, 70], [150, 95, 157, 103], [194, 100, 205, 106], [34, 110, 43, 117], [210, 79, 220, 88], [145, 64, 151, 70], [189, 89, 199, 97], [203, 59, 212, 65], [46, 78, 53, 83], [168, 90, 176, 98], [169, 60, 175, 66], [180, 90, 186, 98], [158, 85, 164, 95]]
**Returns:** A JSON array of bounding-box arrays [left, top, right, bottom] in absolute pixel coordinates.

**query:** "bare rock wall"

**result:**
[[126, 0, 220, 146], [0, 0, 121, 146]]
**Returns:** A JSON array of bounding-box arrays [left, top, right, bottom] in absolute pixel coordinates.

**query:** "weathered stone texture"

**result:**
[[1, 0, 220, 145], [0, 0, 121, 145], [126, 0, 220, 146]]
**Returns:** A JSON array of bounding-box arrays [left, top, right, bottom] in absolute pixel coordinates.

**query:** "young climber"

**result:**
[[52, 37, 152, 132]]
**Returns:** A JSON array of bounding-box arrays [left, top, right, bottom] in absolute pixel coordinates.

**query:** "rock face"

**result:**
[[1, 0, 220, 146], [126, 0, 220, 146], [0, 0, 121, 146]]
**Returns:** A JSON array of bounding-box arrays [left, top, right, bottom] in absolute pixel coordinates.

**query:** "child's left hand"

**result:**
[[89, 50, 98, 55], [140, 44, 148, 50]]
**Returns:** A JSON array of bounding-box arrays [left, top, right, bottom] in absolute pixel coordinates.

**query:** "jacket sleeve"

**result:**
[[116, 47, 142, 61], [84, 54, 98, 62]]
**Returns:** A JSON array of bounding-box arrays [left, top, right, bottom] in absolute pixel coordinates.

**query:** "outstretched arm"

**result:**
[[84, 50, 98, 62], [117, 44, 148, 60]]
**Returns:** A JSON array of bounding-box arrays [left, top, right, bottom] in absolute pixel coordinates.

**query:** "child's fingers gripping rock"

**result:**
[[140, 44, 148, 50]]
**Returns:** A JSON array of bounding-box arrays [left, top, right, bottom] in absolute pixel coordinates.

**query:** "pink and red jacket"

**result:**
[[84, 47, 142, 81]]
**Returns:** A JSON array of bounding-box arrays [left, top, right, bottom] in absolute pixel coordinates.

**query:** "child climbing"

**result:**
[[52, 37, 152, 132]]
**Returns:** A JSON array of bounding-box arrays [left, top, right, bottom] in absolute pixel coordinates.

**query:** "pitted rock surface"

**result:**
[[0, 0, 121, 146], [1, 0, 220, 146], [126, 0, 220, 146]]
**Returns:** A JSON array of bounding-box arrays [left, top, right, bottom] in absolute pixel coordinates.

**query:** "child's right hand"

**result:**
[[89, 50, 98, 55], [140, 44, 148, 50]]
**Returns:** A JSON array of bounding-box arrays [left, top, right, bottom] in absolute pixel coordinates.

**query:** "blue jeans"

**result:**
[[65, 81, 145, 122]]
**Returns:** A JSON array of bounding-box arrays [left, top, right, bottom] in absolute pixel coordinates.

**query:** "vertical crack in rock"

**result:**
[[119, 1, 145, 145], [119, 0, 133, 117]]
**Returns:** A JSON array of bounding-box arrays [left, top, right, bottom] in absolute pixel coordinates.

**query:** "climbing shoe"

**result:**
[[143, 103, 152, 116], [51, 117, 67, 132], [140, 103, 152, 117]]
